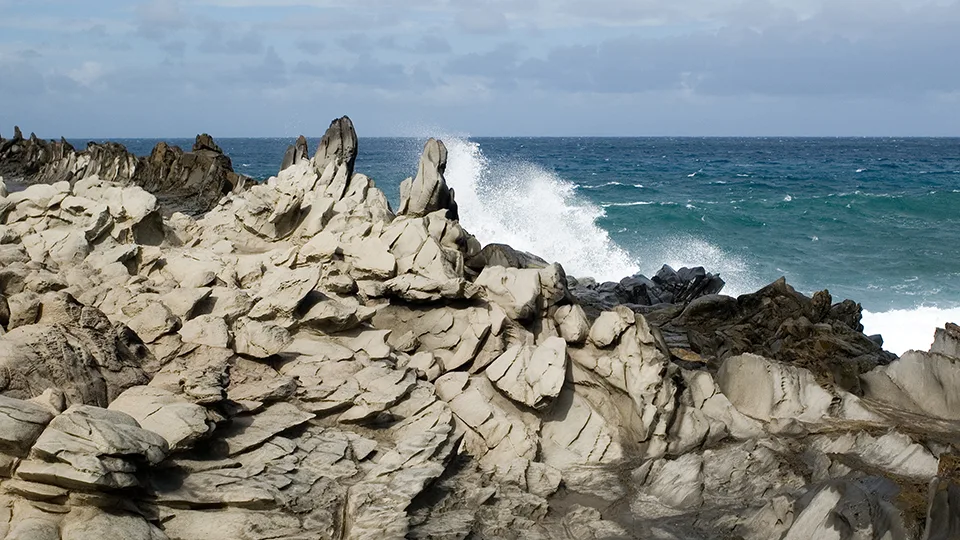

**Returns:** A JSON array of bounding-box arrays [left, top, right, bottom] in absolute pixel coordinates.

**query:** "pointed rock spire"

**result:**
[[397, 138, 459, 220], [313, 116, 357, 176], [280, 135, 309, 171]]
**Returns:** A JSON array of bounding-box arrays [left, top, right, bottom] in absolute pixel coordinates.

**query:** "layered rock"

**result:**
[[0, 115, 957, 540]]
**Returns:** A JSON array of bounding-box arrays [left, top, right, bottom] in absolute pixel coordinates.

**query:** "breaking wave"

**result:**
[[441, 137, 638, 281], [861, 306, 960, 356], [436, 136, 767, 294]]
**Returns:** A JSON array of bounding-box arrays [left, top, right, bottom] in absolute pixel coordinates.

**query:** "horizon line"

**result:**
[[13, 133, 960, 141]]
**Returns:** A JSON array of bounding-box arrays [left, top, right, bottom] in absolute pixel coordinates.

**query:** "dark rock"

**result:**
[[0, 127, 247, 215], [569, 265, 725, 318], [315, 116, 357, 175], [0, 128, 75, 181], [664, 277, 896, 392], [193, 133, 223, 154], [280, 135, 309, 171], [138, 138, 242, 215], [465, 243, 549, 272]]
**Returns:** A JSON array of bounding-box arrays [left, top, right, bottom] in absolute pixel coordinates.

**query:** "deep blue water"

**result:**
[[73, 136, 960, 337]]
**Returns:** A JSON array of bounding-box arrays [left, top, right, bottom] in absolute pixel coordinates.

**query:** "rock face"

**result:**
[[0, 128, 247, 214], [0, 116, 957, 540]]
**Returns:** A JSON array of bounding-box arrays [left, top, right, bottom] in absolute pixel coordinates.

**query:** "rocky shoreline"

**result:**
[[0, 118, 958, 539]]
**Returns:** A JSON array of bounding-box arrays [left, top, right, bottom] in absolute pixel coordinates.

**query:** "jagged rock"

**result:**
[[149, 345, 232, 405], [216, 402, 314, 456], [232, 317, 292, 359], [781, 480, 910, 539], [485, 337, 567, 409], [435, 372, 540, 470], [17, 405, 168, 490], [932, 322, 960, 358], [717, 353, 835, 424], [861, 348, 960, 420], [281, 135, 310, 171], [226, 357, 297, 404], [0, 304, 151, 406], [0, 395, 55, 458], [466, 243, 548, 271], [669, 278, 895, 392], [398, 138, 458, 220], [1, 118, 954, 540], [108, 386, 213, 450]]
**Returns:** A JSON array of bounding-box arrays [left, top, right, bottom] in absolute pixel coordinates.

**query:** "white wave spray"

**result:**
[[441, 137, 639, 281], [436, 136, 767, 295], [861, 306, 960, 356]]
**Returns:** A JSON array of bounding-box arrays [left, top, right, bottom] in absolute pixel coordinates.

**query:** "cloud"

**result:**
[[455, 7, 509, 34], [199, 26, 265, 55], [295, 39, 325, 55], [136, 0, 187, 40], [3, 0, 960, 136]]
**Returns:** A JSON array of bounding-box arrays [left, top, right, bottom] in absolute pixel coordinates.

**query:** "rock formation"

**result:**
[[0, 115, 957, 540], [0, 128, 247, 215]]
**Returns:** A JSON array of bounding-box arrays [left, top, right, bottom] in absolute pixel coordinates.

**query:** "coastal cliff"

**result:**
[[0, 117, 957, 540]]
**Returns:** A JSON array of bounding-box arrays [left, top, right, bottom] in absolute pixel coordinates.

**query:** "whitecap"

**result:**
[[600, 201, 656, 208], [783, 195, 793, 202], [856, 168, 867, 173]]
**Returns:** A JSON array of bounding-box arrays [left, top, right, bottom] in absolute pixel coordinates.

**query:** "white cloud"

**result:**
[[68, 61, 106, 87]]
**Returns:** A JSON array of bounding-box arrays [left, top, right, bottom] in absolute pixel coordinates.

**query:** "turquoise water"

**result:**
[[79, 136, 960, 353]]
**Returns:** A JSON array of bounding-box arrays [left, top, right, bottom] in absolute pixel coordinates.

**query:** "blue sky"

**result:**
[[1, 0, 959, 137]]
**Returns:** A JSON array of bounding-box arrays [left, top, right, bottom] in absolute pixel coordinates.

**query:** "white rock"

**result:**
[[108, 386, 212, 450], [588, 306, 635, 348], [861, 350, 960, 420], [179, 314, 231, 348], [233, 317, 292, 358], [476, 266, 541, 321], [717, 353, 834, 424], [554, 304, 590, 344], [485, 337, 567, 409]]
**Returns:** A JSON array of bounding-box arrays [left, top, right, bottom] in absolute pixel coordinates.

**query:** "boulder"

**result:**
[[108, 386, 213, 450], [18, 405, 168, 490], [0, 395, 55, 458], [485, 337, 567, 409]]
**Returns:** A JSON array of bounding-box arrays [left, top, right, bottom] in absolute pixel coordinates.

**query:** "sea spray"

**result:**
[[862, 305, 960, 355], [439, 136, 767, 296], [441, 136, 640, 282]]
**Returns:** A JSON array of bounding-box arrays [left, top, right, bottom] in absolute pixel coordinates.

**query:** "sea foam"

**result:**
[[861, 306, 960, 356]]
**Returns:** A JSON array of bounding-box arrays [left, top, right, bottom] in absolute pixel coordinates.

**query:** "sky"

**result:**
[[1, 0, 959, 137]]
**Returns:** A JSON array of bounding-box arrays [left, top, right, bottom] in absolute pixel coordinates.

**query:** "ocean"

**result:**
[[71, 136, 960, 355]]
